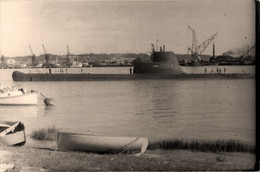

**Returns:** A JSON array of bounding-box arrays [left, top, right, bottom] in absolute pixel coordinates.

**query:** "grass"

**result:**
[[1, 127, 256, 171], [216, 155, 226, 162], [148, 139, 255, 153], [30, 127, 57, 141], [1, 147, 255, 171], [30, 127, 255, 153]]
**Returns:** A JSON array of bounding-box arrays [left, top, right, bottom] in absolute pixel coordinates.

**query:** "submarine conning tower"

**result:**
[[133, 44, 184, 74]]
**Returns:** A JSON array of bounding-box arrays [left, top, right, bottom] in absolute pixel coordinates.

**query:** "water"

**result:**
[[0, 66, 255, 144]]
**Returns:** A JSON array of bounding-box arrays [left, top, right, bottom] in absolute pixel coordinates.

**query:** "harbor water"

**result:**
[[0, 66, 255, 144]]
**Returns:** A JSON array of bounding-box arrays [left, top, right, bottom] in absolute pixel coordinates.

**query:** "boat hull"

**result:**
[[0, 121, 26, 146], [56, 132, 149, 154], [0, 130, 26, 146], [12, 71, 254, 81], [0, 92, 39, 106]]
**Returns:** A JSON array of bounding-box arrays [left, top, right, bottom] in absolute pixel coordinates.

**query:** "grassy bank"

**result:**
[[149, 139, 255, 153], [0, 127, 256, 171], [31, 127, 255, 153], [1, 146, 256, 171], [31, 127, 56, 141]]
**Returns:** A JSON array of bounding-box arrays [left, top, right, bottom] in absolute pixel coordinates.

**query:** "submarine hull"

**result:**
[[133, 51, 183, 74], [12, 71, 254, 81]]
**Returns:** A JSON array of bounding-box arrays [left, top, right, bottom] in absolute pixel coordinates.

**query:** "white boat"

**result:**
[[0, 121, 26, 146], [0, 86, 39, 106], [56, 131, 149, 155]]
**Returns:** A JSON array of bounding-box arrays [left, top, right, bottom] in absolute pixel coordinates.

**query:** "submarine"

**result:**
[[133, 44, 183, 74], [11, 44, 254, 81]]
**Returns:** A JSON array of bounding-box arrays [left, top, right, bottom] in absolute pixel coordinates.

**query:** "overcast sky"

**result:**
[[0, 0, 255, 57]]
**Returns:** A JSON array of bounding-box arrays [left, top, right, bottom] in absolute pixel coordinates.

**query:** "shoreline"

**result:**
[[0, 128, 256, 171], [0, 137, 256, 171]]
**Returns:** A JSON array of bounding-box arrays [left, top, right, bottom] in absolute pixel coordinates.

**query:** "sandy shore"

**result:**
[[0, 137, 256, 171]]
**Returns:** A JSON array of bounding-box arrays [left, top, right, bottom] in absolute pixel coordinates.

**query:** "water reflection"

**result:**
[[0, 78, 254, 143], [131, 79, 255, 143], [0, 106, 38, 120], [133, 80, 178, 118]]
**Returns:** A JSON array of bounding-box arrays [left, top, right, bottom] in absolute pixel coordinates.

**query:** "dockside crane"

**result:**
[[42, 44, 50, 65], [187, 25, 217, 61], [1, 55, 5, 64], [198, 33, 218, 56], [242, 45, 255, 58], [66, 45, 72, 67], [29, 45, 37, 66], [187, 25, 198, 56]]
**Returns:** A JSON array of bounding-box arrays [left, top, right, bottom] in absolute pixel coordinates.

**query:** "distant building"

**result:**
[[7, 59, 16, 68], [1, 56, 5, 64], [71, 62, 83, 68], [82, 62, 89, 67]]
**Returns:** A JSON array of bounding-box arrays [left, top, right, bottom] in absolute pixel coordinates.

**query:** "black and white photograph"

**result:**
[[0, 0, 257, 171]]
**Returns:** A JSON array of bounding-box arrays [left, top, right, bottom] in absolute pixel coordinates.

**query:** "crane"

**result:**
[[29, 45, 34, 55], [42, 44, 49, 64], [198, 33, 218, 55], [29, 45, 37, 66], [67, 45, 70, 58], [1, 55, 5, 64], [42, 44, 47, 54], [242, 45, 255, 58], [187, 25, 198, 56], [187, 25, 217, 60], [66, 45, 72, 67]]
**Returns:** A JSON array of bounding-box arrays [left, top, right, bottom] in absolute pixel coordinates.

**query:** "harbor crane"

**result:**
[[67, 45, 70, 56], [66, 45, 72, 67], [42, 44, 50, 64], [1, 55, 5, 64], [187, 25, 217, 60], [29, 45, 37, 66], [242, 45, 255, 58]]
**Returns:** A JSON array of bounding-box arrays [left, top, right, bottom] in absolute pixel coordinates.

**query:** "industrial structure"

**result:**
[[29, 45, 37, 66], [42, 44, 55, 68], [65, 45, 72, 67], [187, 25, 217, 64]]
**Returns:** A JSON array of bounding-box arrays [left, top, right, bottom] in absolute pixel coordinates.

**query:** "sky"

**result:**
[[0, 0, 255, 57]]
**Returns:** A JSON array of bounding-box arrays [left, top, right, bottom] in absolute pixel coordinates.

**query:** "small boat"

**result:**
[[0, 121, 26, 146], [0, 86, 39, 106], [56, 131, 149, 155]]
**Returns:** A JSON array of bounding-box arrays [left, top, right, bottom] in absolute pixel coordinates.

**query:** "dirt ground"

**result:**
[[0, 138, 256, 171]]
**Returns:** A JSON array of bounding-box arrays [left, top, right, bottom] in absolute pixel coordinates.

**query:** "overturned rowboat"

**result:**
[[56, 131, 149, 155], [0, 121, 26, 146]]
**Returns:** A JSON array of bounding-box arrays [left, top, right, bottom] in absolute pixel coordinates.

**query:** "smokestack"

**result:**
[[213, 43, 215, 58]]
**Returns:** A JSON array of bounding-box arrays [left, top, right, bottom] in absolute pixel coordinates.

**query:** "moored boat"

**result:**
[[0, 86, 39, 106], [56, 131, 149, 155], [0, 121, 26, 146]]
